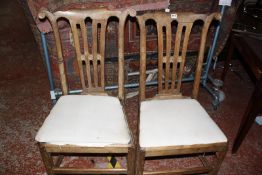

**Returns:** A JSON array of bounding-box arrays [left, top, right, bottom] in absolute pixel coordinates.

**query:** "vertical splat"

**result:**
[[70, 19, 107, 92], [70, 21, 86, 89], [164, 24, 172, 93], [99, 21, 106, 89], [176, 23, 193, 91], [138, 12, 221, 100], [91, 21, 99, 88], [171, 23, 183, 92], [80, 20, 92, 88], [67, 19, 108, 93], [39, 9, 136, 96], [159, 20, 193, 95]]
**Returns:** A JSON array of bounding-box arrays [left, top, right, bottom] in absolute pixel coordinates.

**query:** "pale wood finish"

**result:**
[[39, 143, 54, 175], [37, 8, 136, 175], [143, 167, 212, 175], [138, 12, 221, 101], [136, 12, 227, 175], [52, 168, 127, 174], [143, 142, 227, 157], [44, 144, 130, 153]]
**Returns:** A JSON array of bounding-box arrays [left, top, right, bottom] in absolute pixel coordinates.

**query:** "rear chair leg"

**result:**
[[38, 143, 54, 175]]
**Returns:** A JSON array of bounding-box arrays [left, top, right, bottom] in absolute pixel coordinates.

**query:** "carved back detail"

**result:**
[[137, 12, 221, 101], [38, 9, 136, 99]]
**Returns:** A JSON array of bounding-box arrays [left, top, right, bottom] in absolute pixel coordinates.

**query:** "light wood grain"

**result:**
[[37, 8, 136, 175], [136, 12, 226, 175]]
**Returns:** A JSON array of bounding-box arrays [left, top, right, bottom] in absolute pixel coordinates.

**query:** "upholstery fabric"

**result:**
[[35, 95, 131, 146], [140, 98, 227, 148]]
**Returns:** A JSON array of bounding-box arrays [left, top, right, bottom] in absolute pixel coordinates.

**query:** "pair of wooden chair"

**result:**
[[35, 8, 228, 175]]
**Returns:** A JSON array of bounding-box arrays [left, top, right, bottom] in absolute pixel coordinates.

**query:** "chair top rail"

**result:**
[[39, 8, 136, 22]]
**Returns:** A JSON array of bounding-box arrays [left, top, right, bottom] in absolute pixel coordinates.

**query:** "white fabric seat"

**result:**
[[140, 98, 227, 148], [35, 95, 131, 147]]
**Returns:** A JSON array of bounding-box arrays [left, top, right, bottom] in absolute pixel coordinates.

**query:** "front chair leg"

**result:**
[[136, 149, 145, 175], [127, 147, 136, 175], [209, 149, 227, 175], [38, 143, 54, 175]]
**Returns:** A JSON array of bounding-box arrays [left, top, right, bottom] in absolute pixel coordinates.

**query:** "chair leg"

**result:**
[[55, 155, 64, 167], [209, 150, 227, 175], [38, 143, 54, 175], [136, 149, 145, 175], [127, 147, 135, 175]]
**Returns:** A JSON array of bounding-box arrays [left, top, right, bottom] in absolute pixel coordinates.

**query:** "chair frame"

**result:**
[[136, 12, 228, 175], [37, 8, 136, 175]]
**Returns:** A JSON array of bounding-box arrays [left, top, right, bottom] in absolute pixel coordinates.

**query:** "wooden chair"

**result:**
[[136, 12, 228, 175], [35, 8, 136, 175]]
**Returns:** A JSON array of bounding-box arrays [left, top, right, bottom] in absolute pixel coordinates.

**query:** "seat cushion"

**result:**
[[35, 95, 131, 147], [140, 98, 227, 148]]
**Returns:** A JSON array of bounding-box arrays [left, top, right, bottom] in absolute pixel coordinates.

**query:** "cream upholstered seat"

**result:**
[[140, 99, 227, 148], [36, 95, 130, 146]]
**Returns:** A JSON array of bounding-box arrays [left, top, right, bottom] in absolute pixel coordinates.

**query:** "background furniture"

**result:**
[[221, 33, 262, 153]]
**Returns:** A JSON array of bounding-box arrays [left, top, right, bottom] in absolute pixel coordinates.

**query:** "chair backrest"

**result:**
[[39, 9, 136, 100], [137, 12, 221, 101]]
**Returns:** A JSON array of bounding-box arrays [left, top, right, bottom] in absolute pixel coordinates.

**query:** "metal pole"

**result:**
[[58, 75, 205, 95], [41, 32, 56, 100]]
